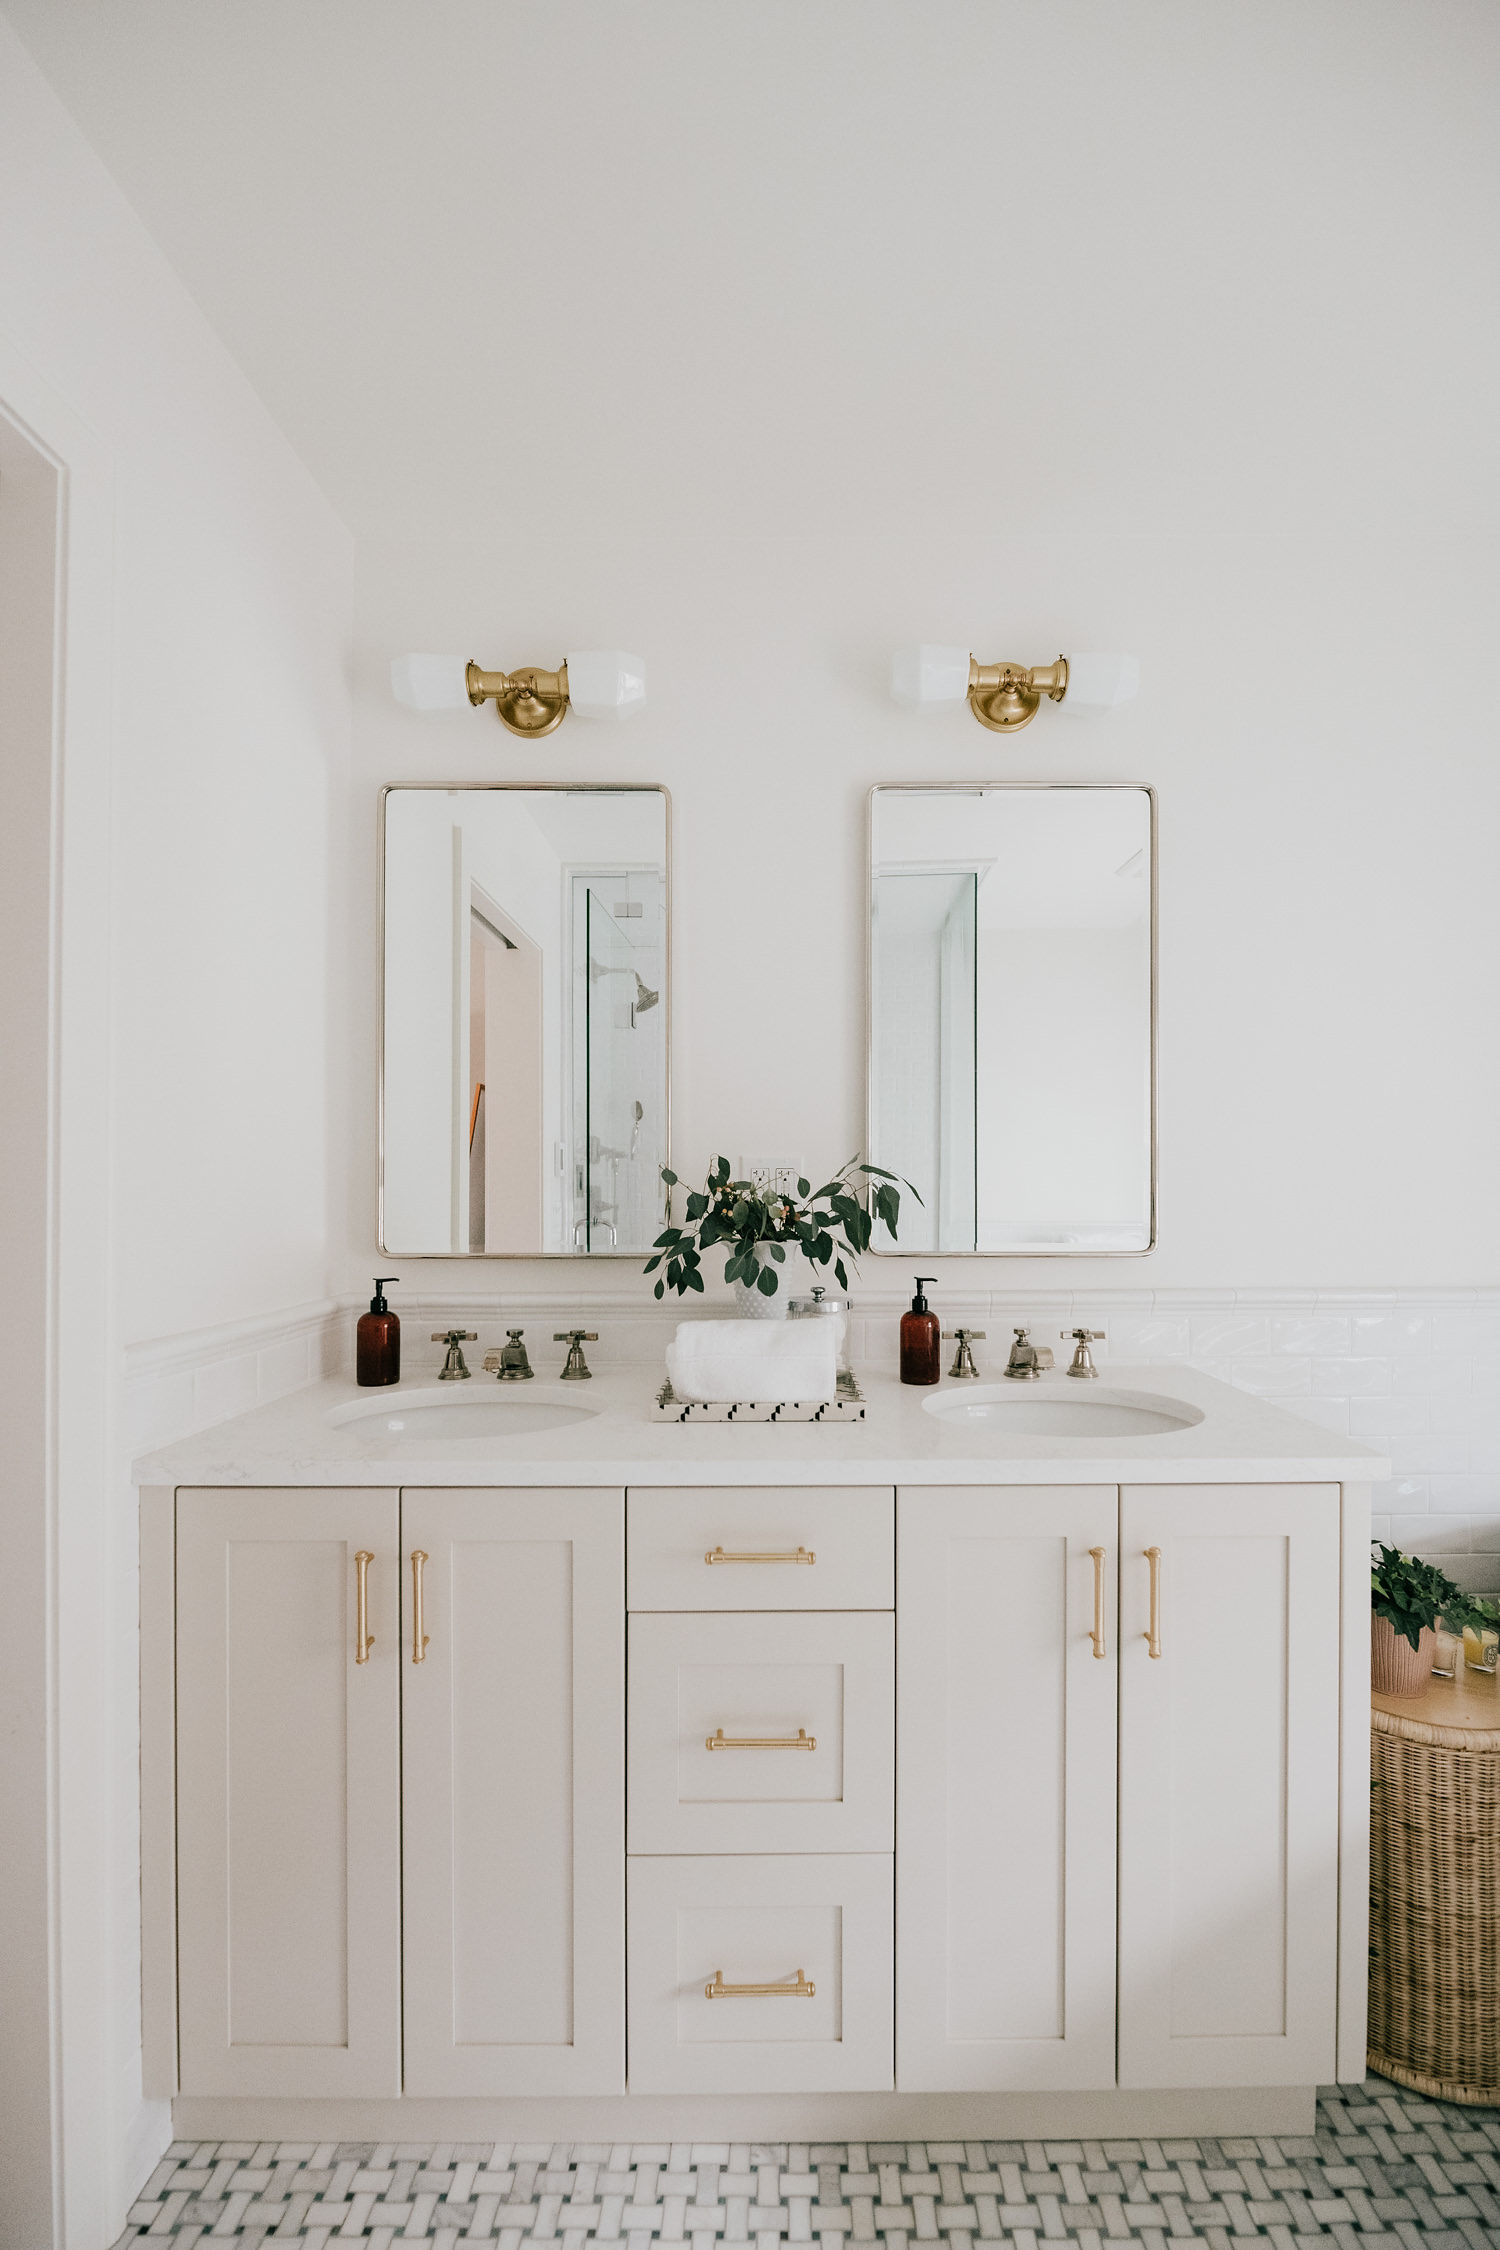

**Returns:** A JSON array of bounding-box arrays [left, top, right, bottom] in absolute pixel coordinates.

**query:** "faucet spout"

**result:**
[[1004, 1326, 1055, 1380], [484, 1329, 535, 1381]]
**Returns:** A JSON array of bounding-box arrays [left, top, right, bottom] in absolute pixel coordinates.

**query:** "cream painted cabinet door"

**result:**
[[175, 1489, 401, 2096], [1118, 1484, 1340, 2089], [896, 1486, 1118, 2091], [401, 1488, 625, 2094]]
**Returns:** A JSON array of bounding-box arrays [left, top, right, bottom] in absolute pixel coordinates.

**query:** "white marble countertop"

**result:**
[[133, 1362, 1389, 1488]]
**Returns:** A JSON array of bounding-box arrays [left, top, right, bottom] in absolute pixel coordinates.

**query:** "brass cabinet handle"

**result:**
[[1144, 1546, 1163, 1659], [705, 1967, 815, 1999], [354, 1550, 375, 1664], [410, 1549, 429, 1664], [705, 1545, 815, 1566], [706, 1726, 816, 1751], [1088, 1546, 1107, 1660]]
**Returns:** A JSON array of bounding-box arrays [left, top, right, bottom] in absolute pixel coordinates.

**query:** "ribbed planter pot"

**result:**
[[1371, 1614, 1436, 1696]]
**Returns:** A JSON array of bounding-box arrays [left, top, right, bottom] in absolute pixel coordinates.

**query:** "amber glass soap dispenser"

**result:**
[[900, 1275, 941, 1385], [357, 1277, 401, 1387]]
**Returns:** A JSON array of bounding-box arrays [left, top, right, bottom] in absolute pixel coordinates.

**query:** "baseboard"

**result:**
[[170, 2084, 1318, 2140]]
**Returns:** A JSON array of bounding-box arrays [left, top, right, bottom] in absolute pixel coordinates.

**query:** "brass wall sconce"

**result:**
[[891, 645, 1138, 733], [391, 649, 646, 738]]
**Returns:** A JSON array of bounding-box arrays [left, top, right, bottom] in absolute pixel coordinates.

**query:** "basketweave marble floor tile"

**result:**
[[110, 2081, 1500, 2250]]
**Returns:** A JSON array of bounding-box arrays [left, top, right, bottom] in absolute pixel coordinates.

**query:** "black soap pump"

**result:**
[[900, 1275, 942, 1386], [357, 1277, 401, 1387]]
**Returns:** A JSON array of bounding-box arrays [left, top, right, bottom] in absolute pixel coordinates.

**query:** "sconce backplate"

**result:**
[[969, 676, 1042, 731], [490, 667, 569, 738]]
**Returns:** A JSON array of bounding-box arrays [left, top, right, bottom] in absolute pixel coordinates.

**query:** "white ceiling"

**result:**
[[7, 0, 1497, 554]]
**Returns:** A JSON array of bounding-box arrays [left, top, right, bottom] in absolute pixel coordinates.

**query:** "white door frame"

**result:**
[[0, 337, 120, 2249]]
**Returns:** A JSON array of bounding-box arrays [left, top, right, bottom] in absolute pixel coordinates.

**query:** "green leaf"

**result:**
[[644, 1255, 661, 1274], [687, 1267, 704, 1292], [757, 1265, 778, 1296], [654, 1279, 664, 1299], [859, 1163, 898, 1180], [768, 1242, 785, 1262], [797, 1176, 810, 1197], [661, 1167, 679, 1187], [834, 1257, 848, 1288]]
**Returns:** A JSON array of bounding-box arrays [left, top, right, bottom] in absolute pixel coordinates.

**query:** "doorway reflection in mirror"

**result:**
[[382, 786, 668, 1256], [869, 786, 1154, 1256]]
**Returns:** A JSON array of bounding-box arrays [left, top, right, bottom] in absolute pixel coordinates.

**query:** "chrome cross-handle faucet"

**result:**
[[432, 1329, 477, 1381], [943, 1328, 986, 1379], [1003, 1326, 1054, 1380], [555, 1330, 599, 1380], [484, 1329, 534, 1381], [1062, 1328, 1105, 1378]]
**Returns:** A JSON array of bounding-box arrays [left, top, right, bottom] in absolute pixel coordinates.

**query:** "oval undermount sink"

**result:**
[[922, 1384, 1203, 1436], [327, 1386, 599, 1440]]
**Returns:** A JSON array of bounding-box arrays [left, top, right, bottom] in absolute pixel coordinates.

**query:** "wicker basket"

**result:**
[[1369, 1672, 1500, 2104]]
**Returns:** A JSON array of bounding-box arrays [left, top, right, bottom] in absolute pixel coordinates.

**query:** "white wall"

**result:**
[[0, 16, 352, 2235], [351, 527, 1500, 1301]]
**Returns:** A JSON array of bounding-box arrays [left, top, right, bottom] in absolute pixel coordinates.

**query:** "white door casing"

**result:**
[[175, 1490, 402, 2097], [400, 1487, 625, 2094], [1117, 1484, 1340, 2089], [896, 1485, 1118, 2091]]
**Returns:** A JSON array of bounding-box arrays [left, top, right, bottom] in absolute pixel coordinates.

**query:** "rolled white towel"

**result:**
[[666, 1319, 838, 1404]]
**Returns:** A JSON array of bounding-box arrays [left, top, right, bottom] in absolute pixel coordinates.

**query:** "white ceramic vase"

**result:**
[[729, 1244, 793, 1319]]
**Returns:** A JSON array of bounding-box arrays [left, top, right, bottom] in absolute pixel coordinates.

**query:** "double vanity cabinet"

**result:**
[[137, 1367, 1380, 2139]]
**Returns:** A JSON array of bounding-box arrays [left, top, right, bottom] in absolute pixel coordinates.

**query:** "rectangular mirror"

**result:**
[[868, 784, 1155, 1255], [381, 785, 669, 1255]]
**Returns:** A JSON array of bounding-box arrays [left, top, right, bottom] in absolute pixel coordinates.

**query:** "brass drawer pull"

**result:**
[[705, 1967, 815, 1999], [1145, 1545, 1163, 1659], [410, 1548, 430, 1664], [705, 1545, 815, 1566], [706, 1726, 816, 1752], [354, 1550, 375, 1664], [1088, 1545, 1107, 1660]]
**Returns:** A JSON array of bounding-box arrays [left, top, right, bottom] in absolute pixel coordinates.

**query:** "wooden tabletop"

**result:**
[[1374, 1659, 1500, 1749]]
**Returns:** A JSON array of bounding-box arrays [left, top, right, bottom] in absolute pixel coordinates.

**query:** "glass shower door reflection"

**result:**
[[582, 886, 663, 1251]]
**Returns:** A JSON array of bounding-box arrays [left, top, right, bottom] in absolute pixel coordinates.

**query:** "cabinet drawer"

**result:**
[[628, 1611, 894, 1854], [626, 1853, 893, 2092], [627, 1488, 893, 1611]]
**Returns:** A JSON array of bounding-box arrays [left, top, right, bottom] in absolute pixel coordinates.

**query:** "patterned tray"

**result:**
[[653, 1369, 866, 1422]]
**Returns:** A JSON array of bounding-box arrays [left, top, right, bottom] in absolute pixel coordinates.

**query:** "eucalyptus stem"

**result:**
[[643, 1153, 922, 1302]]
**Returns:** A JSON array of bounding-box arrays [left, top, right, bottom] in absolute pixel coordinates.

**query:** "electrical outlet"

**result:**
[[742, 1158, 802, 1200]]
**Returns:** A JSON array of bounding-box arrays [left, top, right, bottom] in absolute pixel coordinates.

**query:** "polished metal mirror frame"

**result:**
[[866, 781, 1157, 1257], [377, 780, 673, 1258]]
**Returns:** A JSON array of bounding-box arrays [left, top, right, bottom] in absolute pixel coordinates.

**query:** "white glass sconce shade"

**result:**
[[565, 649, 647, 720], [1062, 652, 1140, 710], [391, 653, 471, 711], [891, 643, 971, 708]]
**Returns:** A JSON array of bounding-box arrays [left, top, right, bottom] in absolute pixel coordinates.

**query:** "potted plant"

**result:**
[[645, 1154, 920, 1315], [1370, 1542, 1458, 1694]]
